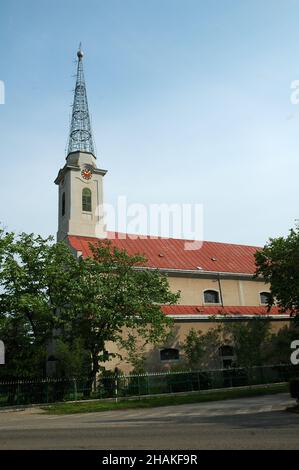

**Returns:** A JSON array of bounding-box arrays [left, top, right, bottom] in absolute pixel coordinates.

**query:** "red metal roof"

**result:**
[[68, 233, 260, 275], [162, 305, 288, 317], [68, 235, 290, 318]]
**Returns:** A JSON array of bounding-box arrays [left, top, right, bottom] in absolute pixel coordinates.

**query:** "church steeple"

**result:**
[[55, 47, 107, 242], [67, 44, 95, 157]]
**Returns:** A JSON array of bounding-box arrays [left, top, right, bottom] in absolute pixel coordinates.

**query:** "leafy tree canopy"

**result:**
[[0, 229, 79, 378], [64, 240, 179, 380], [0, 229, 179, 379], [255, 226, 299, 315]]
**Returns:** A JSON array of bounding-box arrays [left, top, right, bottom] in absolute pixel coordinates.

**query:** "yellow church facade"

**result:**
[[67, 234, 290, 373]]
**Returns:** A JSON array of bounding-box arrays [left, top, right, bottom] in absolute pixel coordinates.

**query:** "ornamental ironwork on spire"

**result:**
[[67, 45, 95, 156]]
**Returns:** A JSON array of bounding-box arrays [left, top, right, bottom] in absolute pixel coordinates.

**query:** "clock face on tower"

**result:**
[[81, 167, 93, 180]]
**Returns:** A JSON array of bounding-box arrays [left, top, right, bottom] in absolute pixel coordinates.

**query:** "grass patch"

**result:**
[[43, 383, 288, 415]]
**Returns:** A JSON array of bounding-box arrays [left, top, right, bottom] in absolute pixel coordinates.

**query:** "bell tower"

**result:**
[[55, 46, 107, 241]]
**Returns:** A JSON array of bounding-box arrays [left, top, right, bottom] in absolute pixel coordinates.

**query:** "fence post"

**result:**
[[210, 370, 213, 390], [73, 378, 78, 401], [45, 381, 49, 404], [16, 382, 20, 405], [169, 372, 172, 394], [189, 372, 193, 392], [114, 367, 119, 403]]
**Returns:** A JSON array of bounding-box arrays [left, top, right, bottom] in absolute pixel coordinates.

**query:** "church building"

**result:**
[[55, 48, 290, 372]]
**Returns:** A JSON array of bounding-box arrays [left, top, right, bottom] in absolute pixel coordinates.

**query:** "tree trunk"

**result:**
[[90, 352, 99, 393]]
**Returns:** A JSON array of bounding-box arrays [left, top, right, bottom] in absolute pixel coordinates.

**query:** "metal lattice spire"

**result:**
[[67, 45, 95, 156]]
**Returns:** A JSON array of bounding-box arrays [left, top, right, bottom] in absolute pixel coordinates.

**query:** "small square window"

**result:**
[[260, 292, 271, 305], [204, 290, 220, 304]]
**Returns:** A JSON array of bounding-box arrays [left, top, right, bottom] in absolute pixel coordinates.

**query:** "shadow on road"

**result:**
[[88, 409, 299, 430]]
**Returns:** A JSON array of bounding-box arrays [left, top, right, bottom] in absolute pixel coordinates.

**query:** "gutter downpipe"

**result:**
[[218, 272, 224, 307]]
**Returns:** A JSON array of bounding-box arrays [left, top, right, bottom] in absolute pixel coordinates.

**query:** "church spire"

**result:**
[[67, 44, 95, 157]]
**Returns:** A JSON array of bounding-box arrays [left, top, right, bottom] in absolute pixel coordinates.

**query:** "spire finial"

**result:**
[[77, 42, 83, 60], [67, 46, 95, 157]]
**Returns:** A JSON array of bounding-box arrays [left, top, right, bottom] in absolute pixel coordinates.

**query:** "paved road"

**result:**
[[0, 393, 298, 449]]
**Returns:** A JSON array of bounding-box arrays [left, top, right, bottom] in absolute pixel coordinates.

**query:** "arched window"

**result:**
[[62, 192, 65, 216], [160, 348, 179, 362], [82, 188, 92, 212], [204, 289, 220, 304], [218, 345, 235, 369], [260, 292, 271, 305], [219, 345, 235, 357]]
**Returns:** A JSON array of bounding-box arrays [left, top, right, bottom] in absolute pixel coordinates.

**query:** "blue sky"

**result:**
[[1, 0, 299, 246]]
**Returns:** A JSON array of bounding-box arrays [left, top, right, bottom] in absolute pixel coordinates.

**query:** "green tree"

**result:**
[[0, 314, 46, 378], [182, 319, 274, 370], [265, 321, 299, 364], [181, 325, 223, 369], [54, 338, 91, 378], [223, 318, 271, 367], [255, 226, 299, 316], [0, 229, 14, 264], [0, 231, 178, 380], [0, 231, 82, 378]]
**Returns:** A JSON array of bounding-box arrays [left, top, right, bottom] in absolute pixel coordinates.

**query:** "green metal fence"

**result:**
[[99, 364, 299, 398], [0, 364, 298, 407], [0, 377, 93, 407]]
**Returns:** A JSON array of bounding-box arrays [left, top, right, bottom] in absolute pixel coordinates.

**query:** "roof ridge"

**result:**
[[68, 233, 261, 249]]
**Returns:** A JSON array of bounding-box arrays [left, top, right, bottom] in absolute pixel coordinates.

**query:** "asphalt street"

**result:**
[[0, 393, 298, 449]]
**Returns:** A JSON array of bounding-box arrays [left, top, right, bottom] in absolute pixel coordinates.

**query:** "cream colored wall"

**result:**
[[68, 170, 104, 238], [168, 276, 270, 307], [57, 151, 105, 241], [102, 274, 280, 374], [103, 319, 292, 374]]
